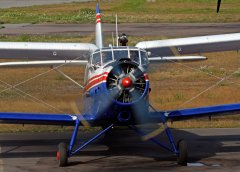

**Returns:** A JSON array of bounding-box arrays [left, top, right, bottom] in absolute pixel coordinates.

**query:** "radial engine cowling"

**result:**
[[106, 61, 147, 104]]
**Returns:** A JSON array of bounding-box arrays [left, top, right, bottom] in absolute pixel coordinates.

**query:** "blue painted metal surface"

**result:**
[[0, 112, 75, 122], [167, 103, 240, 119], [149, 103, 240, 121], [163, 124, 178, 154], [68, 119, 80, 156], [71, 124, 114, 155], [96, 3, 100, 14], [0, 112, 96, 125]]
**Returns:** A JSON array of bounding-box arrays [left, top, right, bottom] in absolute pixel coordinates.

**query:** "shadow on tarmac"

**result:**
[[0, 127, 239, 166]]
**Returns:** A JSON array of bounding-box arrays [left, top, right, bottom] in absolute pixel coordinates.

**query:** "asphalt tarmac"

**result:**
[[0, 128, 239, 172], [0, 23, 239, 37]]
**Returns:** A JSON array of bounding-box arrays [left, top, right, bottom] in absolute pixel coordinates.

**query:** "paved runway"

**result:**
[[0, 23, 239, 37], [0, 0, 93, 9], [0, 128, 239, 172]]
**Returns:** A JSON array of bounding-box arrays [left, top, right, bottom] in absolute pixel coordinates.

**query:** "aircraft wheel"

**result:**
[[57, 142, 68, 167], [177, 139, 188, 166]]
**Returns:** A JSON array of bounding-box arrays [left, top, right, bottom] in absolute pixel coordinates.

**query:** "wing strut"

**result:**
[[54, 68, 84, 89]]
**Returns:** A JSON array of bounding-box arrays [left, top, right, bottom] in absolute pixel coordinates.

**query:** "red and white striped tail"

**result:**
[[95, 3, 103, 48]]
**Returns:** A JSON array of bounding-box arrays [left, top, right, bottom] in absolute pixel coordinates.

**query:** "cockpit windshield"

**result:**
[[130, 50, 139, 63], [91, 47, 148, 67], [113, 50, 129, 61], [101, 51, 113, 64], [140, 51, 148, 65], [92, 52, 101, 66]]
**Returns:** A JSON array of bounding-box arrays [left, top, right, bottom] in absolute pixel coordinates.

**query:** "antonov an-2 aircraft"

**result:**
[[0, 2, 239, 167]]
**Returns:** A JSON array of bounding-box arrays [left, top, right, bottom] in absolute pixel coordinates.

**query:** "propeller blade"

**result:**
[[217, 0, 221, 13], [70, 102, 90, 127], [109, 86, 122, 99], [97, 93, 116, 117], [128, 90, 147, 123], [129, 68, 143, 82], [141, 124, 164, 141], [112, 64, 124, 77]]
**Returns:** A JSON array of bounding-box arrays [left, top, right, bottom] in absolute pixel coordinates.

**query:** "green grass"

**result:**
[[0, 34, 95, 43], [0, 0, 239, 24]]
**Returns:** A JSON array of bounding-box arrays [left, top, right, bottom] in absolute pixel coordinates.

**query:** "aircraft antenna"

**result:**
[[116, 14, 119, 47], [112, 32, 115, 46]]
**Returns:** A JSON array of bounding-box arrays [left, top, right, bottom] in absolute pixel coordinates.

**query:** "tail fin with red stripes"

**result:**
[[95, 3, 103, 48]]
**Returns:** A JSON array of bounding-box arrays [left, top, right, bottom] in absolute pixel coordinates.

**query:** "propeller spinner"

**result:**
[[107, 62, 146, 103], [122, 77, 133, 88]]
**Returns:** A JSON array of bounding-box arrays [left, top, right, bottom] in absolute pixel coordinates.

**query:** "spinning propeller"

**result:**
[[70, 101, 90, 127], [107, 62, 146, 103]]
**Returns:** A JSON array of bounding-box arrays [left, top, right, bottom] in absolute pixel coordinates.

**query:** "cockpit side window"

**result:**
[[102, 51, 113, 64], [140, 51, 148, 65], [130, 50, 140, 64], [113, 50, 129, 61], [92, 52, 101, 66]]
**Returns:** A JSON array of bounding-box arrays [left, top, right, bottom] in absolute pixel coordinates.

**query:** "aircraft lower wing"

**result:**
[[0, 42, 97, 60], [149, 103, 240, 121], [136, 33, 240, 57], [0, 112, 94, 125], [0, 60, 88, 67], [148, 56, 207, 62]]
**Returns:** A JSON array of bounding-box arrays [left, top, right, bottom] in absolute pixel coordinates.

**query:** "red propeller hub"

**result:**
[[122, 77, 132, 88]]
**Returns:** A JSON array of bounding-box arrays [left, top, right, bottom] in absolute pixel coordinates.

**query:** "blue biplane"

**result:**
[[0, 1, 239, 167]]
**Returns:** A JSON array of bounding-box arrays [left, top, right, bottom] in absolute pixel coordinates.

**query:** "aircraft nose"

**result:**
[[121, 77, 132, 88]]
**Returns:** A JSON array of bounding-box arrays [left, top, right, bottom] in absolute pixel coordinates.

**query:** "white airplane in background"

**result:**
[[0, 2, 239, 167]]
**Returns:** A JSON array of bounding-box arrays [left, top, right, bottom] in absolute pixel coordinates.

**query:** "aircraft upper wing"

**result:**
[[0, 42, 98, 60], [136, 33, 240, 57], [149, 103, 240, 122]]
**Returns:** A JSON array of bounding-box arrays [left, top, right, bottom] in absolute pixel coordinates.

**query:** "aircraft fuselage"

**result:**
[[83, 46, 150, 125]]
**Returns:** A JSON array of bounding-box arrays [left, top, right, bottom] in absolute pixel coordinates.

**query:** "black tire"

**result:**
[[177, 139, 188, 166], [58, 142, 68, 167]]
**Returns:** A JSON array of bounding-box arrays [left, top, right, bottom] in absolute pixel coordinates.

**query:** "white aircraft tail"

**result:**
[[95, 3, 103, 48]]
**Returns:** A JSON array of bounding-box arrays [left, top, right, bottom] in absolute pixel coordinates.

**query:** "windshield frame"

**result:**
[[91, 47, 148, 66]]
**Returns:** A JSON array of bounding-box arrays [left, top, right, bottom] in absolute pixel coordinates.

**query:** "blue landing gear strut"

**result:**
[[129, 116, 188, 165], [57, 120, 114, 167]]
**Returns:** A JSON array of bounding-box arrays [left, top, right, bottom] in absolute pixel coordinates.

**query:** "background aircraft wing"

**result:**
[[0, 112, 94, 125], [136, 33, 240, 57], [149, 103, 240, 121], [0, 42, 97, 60]]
